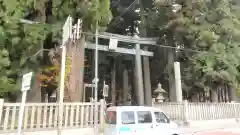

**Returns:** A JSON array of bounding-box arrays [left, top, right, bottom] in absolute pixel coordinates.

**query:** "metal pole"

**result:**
[[17, 90, 27, 135], [134, 37, 144, 105], [58, 45, 66, 135], [94, 20, 99, 133]]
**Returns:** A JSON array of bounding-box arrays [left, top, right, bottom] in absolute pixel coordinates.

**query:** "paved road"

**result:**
[[192, 131, 240, 135], [1, 128, 240, 135], [194, 131, 240, 135], [184, 128, 240, 135], [0, 120, 239, 135]]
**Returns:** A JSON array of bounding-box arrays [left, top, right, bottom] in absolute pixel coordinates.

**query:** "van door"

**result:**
[[104, 111, 117, 135], [119, 111, 137, 135], [153, 111, 178, 135], [153, 111, 174, 129], [135, 111, 154, 135]]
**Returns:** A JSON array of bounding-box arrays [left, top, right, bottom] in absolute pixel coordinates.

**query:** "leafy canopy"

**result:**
[[0, 0, 112, 93]]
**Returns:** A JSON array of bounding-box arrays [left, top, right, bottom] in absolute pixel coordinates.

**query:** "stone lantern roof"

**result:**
[[153, 83, 166, 93]]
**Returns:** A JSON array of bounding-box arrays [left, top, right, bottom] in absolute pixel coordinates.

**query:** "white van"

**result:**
[[104, 106, 179, 135]]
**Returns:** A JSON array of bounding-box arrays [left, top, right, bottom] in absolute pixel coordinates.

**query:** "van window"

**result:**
[[154, 112, 170, 123], [121, 111, 135, 124], [106, 111, 117, 124], [137, 111, 152, 123]]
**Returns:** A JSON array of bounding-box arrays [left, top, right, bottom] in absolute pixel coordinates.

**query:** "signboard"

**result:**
[[102, 81, 109, 97], [109, 38, 118, 51], [21, 72, 33, 91], [62, 16, 73, 46], [103, 84, 109, 97], [18, 72, 33, 135]]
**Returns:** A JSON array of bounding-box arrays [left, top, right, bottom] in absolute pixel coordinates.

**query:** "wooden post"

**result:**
[[183, 100, 189, 125], [0, 99, 4, 125], [100, 99, 105, 129]]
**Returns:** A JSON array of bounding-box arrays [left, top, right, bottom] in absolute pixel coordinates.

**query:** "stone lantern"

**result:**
[[153, 83, 166, 102]]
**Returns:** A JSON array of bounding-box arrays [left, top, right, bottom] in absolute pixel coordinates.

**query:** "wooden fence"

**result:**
[[0, 99, 105, 132], [1, 99, 240, 132]]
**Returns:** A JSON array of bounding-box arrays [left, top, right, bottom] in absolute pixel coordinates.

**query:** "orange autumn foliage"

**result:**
[[38, 56, 88, 88], [38, 66, 60, 87]]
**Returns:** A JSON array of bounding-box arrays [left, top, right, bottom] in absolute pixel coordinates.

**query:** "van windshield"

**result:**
[[106, 111, 117, 124]]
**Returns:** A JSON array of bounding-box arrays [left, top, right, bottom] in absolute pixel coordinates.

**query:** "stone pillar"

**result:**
[[135, 43, 144, 105], [123, 68, 129, 102], [174, 62, 183, 102], [143, 55, 152, 106]]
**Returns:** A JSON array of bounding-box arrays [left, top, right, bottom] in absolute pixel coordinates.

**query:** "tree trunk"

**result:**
[[210, 89, 218, 102], [168, 49, 176, 102], [27, 72, 42, 102], [26, 0, 48, 103], [229, 86, 237, 102]]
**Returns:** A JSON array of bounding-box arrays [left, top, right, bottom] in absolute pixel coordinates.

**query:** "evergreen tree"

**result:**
[[153, 0, 240, 101], [0, 0, 49, 93], [0, 0, 112, 101]]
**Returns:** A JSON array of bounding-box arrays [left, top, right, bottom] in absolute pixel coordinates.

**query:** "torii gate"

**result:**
[[61, 16, 156, 106], [61, 16, 184, 106], [89, 33, 156, 106]]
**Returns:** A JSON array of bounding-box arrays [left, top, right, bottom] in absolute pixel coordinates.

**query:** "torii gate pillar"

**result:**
[[134, 43, 144, 105], [143, 55, 152, 106]]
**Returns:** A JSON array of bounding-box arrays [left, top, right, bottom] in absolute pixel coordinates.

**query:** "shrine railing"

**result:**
[[154, 101, 240, 122]]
